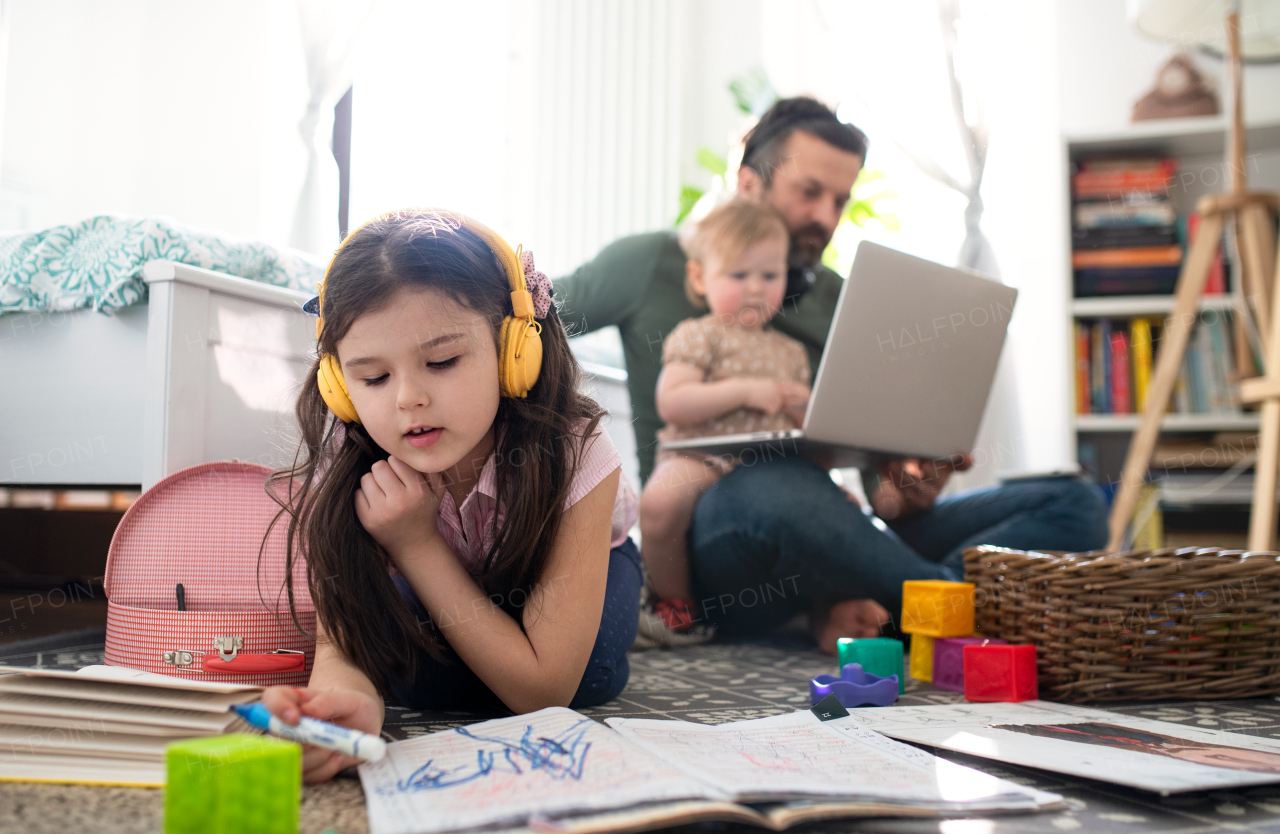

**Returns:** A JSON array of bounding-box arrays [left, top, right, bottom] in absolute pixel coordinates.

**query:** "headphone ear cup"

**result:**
[[498, 315, 543, 398], [317, 354, 361, 423]]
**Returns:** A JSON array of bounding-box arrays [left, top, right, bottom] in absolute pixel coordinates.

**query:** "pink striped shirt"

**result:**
[[431, 424, 638, 576]]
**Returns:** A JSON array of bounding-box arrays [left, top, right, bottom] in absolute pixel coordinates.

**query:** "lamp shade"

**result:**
[[1129, 0, 1280, 62]]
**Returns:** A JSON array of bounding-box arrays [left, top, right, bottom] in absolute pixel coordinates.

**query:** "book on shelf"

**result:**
[[1074, 200, 1177, 228], [1072, 224, 1179, 249], [1071, 157, 1177, 198], [1074, 265, 1183, 296], [1075, 315, 1240, 417], [0, 664, 261, 786], [1091, 320, 1110, 414], [1185, 211, 1227, 294], [1070, 155, 1192, 298], [1109, 329, 1132, 414], [1132, 318, 1153, 412], [1071, 245, 1183, 269], [1075, 322, 1091, 415]]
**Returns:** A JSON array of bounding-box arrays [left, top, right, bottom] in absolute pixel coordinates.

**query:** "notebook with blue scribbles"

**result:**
[[358, 706, 1061, 834]]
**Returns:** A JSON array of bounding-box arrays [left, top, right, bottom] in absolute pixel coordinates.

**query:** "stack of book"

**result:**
[[1074, 315, 1239, 415], [0, 664, 261, 786], [1071, 156, 1192, 297]]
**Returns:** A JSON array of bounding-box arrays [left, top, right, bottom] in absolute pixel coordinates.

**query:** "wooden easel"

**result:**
[[1107, 11, 1280, 552]]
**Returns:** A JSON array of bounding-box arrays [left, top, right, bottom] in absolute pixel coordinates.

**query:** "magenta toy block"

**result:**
[[933, 637, 1005, 692], [963, 644, 1038, 702]]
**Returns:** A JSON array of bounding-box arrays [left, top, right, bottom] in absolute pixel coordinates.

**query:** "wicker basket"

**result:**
[[963, 544, 1280, 702]]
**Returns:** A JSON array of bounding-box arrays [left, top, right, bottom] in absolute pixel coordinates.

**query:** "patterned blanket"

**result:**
[[0, 215, 325, 316]]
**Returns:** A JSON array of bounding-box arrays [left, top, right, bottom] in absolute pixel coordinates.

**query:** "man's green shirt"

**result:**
[[553, 230, 844, 484]]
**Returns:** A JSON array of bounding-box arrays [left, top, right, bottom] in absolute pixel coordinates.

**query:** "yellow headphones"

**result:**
[[313, 211, 544, 425]]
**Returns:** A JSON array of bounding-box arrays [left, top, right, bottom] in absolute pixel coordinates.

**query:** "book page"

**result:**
[[0, 751, 165, 787], [0, 674, 259, 712], [606, 710, 1045, 809], [0, 722, 171, 762], [841, 700, 1280, 795], [358, 707, 728, 834], [0, 665, 262, 694], [0, 692, 239, 733]]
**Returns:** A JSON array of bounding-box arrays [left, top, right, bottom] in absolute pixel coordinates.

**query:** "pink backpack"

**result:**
[[105, 461, 316, 686]]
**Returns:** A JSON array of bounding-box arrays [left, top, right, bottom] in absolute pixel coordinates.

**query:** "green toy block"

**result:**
[[166, 734, 301, 834], [837, 637, 905, 694]]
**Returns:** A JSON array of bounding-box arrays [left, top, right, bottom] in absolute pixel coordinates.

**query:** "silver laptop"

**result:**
[[658, 240, 1018, 468]]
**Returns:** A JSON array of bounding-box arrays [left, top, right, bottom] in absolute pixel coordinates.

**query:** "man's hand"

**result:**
[[872, 454, 973, 521], [354, 456, 446, 564], [261, 685, 384, 784]]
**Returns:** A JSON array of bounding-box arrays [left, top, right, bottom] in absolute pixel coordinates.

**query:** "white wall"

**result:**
[[1058, 0, 1280, 136], [1, 0, 308, 244]]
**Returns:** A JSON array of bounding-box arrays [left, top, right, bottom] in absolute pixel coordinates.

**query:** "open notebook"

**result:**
[[359, 706, 1063, 834], [0, 665, 261, 786]]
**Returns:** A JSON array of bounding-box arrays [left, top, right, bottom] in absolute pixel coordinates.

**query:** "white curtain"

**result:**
[[290, 0, 379, 256]]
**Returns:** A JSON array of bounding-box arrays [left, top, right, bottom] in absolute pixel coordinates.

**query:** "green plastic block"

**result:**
[[165, 734, 301, 834], [837, 637, 905, 694]]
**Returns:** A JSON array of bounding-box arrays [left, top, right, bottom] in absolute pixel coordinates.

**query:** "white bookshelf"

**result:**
[[1074, 413, 1261, 432], [1065, 117, 1280, 502]]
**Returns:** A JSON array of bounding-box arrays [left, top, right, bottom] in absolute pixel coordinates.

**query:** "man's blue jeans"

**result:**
[[687, 456, 1108, 636]]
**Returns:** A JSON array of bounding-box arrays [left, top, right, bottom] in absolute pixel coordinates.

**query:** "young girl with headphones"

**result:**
[[261, 208, 641, 784]]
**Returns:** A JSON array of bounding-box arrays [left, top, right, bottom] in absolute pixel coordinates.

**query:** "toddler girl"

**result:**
[[640, 200, 810, 629], [262, 209, 640, 783]]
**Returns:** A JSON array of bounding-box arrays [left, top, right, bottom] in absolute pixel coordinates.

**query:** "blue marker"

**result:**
[[232, 703, 387, 763]]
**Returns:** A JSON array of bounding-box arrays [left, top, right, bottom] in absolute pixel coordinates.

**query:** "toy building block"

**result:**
[[901, 580, 975, 637], [810, 663, 900, 708], [166, 734, 301, 834], [909, 634, 934, 683], [933, 636, 1005, 692], [837, 637, 904, 694], [963, 643, 1038, 702]]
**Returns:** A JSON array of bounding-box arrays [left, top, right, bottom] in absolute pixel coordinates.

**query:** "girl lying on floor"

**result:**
[[261, 208, 641, 783]]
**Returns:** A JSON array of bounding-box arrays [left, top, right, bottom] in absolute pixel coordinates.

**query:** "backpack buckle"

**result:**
[[213, 635, 244, 662]]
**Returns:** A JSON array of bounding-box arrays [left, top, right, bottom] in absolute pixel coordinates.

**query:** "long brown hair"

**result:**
[[266, 209, 603, 695]]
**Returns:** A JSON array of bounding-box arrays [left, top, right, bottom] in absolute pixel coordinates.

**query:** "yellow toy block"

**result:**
[[909, 634, 934, 682], [901, 580, 975, 637]]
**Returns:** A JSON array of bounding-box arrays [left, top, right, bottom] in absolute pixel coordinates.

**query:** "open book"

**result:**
[[358, 706, 1063, 834], [0, 665, 262, 786]]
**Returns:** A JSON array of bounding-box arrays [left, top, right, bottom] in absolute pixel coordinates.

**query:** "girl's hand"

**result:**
[[355, 456, 446, 562], [742, 379, 785, 415], [261, 685, 384, 784]]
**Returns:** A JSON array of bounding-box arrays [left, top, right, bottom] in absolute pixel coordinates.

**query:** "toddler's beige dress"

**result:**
[[654, 313, 810, 476]]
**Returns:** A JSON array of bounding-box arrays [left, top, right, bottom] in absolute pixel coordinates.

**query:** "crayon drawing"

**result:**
[[392, 719, 593, 793]]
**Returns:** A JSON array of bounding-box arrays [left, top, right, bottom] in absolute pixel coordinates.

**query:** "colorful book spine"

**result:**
[[1074, 201, 1178, 228], [1205, 315, 1237, 411], [1092, 320, 1111, 414], [1075, 322, 1091, 415], [1186, 212, 1226, 294], [1131, 318, 1153, 413], [1110, 330, 1132, 414], [1071, 245, 1183, 269], [1184, 328, 1206, 413]]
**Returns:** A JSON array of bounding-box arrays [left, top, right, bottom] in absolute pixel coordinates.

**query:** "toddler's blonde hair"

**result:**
[[680, 199, 789, 308]]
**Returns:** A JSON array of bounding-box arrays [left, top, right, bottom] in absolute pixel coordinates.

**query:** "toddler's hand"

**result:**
[[355, 456, 446, 562], [742, 379, 785, 416], [261, 685, 383, 784], [777, 380, 810, 409]]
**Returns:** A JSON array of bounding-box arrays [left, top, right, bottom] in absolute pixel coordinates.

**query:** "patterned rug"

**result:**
[[12, 629, 1280, 833]]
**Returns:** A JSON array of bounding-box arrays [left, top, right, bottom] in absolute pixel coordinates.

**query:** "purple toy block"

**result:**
[[933, 637, 1006, 692], [809, 663, 900, 708]]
